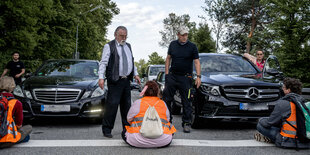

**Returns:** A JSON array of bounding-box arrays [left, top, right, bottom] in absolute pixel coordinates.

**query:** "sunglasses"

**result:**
[[256, 54, 263, 56]]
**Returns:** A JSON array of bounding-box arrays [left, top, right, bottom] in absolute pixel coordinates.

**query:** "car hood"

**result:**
[[23, 76, 98, 89], [201, 74, 280, 87]]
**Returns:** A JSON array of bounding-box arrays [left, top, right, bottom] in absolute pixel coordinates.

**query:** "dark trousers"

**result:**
[[163, 73, 192, 125], [102, 78, 131, 134], [257, 122, 280, 142]]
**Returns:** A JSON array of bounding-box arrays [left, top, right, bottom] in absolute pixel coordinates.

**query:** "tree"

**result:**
[[147, 52, 165, 65], [203, 0, 227, 52], [262, 0, 310, 86], [159, 13, 196, 48], [135, 59, 148, 77], [0, 0, 119, 73], [203, 0, 273, 54], [191, 23, 216, 53]]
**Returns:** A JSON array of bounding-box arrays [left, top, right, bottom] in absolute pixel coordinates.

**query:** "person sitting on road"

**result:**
[[0, 76, 32, 148], [254, 77, 310, 149], [122, 81, 177, 148], [244, 50, 265, 71]]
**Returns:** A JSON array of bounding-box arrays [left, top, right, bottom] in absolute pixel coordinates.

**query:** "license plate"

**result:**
[[41, 105, 70, 112], [239, 103, 268, 111]]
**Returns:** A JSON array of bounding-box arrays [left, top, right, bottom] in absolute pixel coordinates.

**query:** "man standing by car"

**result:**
[[1, 52, 25, 85], [163, 26, 201, 133], [98, 26, 140, 138]]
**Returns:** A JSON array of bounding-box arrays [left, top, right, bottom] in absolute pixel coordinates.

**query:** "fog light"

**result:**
[[90, 109, 102, 113]]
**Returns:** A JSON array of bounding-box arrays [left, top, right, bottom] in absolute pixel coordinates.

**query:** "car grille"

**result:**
[[33, 88, 81, 103], [223, 86, 280, 102]]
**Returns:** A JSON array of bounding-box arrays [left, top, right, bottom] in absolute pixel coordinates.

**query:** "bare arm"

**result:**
[[165, 55, 171, 74], [194, 59, 201, 88], [15, 68, 25, 78], [243, 53, 257, 64], [1, 69, 8, 78]]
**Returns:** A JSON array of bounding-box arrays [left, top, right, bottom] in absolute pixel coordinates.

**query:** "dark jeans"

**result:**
[[163, 73, 192, 125], [102, 78, 131, 134], [257, 122, 280, 142]]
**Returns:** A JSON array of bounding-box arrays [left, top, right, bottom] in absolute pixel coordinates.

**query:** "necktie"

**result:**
[[121, 45, 128, 75]]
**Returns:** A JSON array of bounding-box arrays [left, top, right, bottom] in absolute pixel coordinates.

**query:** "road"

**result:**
[[0, 90, 308, 155]]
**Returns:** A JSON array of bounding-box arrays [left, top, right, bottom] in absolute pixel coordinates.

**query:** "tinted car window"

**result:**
[[200, 55, 257, 75], [149, 66, 165, 76], [36, 60, 98, 77]]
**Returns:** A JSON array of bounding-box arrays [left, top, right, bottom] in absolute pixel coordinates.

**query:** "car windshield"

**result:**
[[35, 60, 98, 78], [200, 55, 258, 75], [149, 66, 165, 76]]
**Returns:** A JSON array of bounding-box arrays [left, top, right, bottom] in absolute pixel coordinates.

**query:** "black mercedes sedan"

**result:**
[[13, 59, 106, 119], [157, 53, 285, 128]]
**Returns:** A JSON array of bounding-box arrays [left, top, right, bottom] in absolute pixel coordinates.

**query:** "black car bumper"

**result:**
[[16, 96, 105, 118], [195, 93, 278, 119]]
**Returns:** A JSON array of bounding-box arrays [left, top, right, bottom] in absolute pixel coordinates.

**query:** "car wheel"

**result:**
[[171, 101, 181, 115]]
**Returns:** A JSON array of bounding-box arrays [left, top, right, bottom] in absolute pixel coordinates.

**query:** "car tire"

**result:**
[[171, 101, 182, 115]]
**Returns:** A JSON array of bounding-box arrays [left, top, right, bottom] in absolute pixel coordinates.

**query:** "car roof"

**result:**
[[148, 64, 165, 67], [199, 53, 241, 57], [46, 59, 99, 63]]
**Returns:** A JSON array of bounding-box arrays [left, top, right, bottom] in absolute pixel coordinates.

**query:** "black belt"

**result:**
[[171, 72, 192, 77], [119, 76, 128, 79]]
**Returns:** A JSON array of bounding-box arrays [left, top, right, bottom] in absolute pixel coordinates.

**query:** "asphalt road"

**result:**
[[0, 90, 308, 155]]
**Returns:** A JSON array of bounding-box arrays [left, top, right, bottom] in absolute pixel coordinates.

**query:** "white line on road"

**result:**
[[14, 139, 273, 147]]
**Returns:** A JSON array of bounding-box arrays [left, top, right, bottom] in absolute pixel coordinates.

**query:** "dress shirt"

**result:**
[[99, 41, 138, 79]]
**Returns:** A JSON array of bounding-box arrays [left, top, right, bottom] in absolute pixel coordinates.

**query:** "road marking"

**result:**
[[14, 139, 273, 147]]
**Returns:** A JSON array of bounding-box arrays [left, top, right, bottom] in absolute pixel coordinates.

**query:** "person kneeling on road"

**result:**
[[122, 81, 177, 148], [0, 76, 32, 148], [254, 77, 310, 149]]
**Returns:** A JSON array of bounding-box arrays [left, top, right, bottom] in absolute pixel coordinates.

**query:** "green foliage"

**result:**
[[147, 52, 165, 65], [262, 0, 310, 86], [0, 0, 118, 74], [135, 52, 165, 77], [191, 23, 216, 53], [159, 13, 216, 53], [159, 13, 196, 48]]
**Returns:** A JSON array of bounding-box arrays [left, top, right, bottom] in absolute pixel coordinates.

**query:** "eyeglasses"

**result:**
[[118, 35, 128, 39]]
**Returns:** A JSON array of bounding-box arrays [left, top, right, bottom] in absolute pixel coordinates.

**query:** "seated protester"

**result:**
[[0, 76, 32, 148], [255, 77, 310, 149], [243, 50, 265, 71], [123, 81, 176, 148]]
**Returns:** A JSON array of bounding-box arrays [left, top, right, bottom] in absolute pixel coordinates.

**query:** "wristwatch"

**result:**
[[197, 75, 201, 78]]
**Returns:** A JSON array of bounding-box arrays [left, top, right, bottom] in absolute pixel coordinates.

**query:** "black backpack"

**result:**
[[286, 97, 310, 143], [0, 95, 9, 138]]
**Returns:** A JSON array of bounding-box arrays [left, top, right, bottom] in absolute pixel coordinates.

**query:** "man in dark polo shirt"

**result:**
[[163, 26, 201, 133], [1, 52, 25, 85]]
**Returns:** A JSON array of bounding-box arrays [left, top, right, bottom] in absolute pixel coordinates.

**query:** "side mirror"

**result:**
[[266, 69, 279, 76], [142, 73, 146, 78]]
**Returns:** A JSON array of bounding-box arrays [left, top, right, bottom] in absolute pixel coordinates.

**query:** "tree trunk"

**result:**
[[246, 0, 257, 53]]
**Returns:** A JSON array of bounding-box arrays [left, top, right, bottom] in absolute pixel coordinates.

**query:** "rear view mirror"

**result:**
[[266, 69, 279, 76]]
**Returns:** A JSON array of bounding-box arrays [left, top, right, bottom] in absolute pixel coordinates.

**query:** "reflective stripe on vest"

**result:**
[[280, 102, 297, 138], [0, 99, 21, 143], [125, 97, 177, 135]]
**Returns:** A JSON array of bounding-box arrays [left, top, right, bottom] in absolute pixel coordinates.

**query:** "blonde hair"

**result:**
[[0, 76, 16, 93]]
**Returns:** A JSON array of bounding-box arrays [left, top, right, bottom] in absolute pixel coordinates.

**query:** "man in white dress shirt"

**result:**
[[98, 26, 140, 138]]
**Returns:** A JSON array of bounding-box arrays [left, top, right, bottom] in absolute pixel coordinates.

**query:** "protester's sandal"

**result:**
[[254, 132, 272, 143]]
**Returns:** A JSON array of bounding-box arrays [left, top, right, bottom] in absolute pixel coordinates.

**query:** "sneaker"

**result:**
[[254, 132, 272, 143], [103, 133, 113, 138], [183, 124, 191, 133]]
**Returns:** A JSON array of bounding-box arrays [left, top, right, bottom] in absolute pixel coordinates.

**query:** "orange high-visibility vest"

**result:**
[[125, 97, 177, 135], [280, 102, 297, 138], [0, 99, 21, 143]]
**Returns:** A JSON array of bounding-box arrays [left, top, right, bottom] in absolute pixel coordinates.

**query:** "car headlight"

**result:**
[[91, 87, 105, 98], [25, 90, 33, 99], [81, 91, 91, 99], [200, 84, 221, 96], [13, 85, 24, 97]]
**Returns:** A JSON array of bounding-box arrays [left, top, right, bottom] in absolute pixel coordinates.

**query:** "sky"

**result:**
[[106, 0, 207, 61]]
